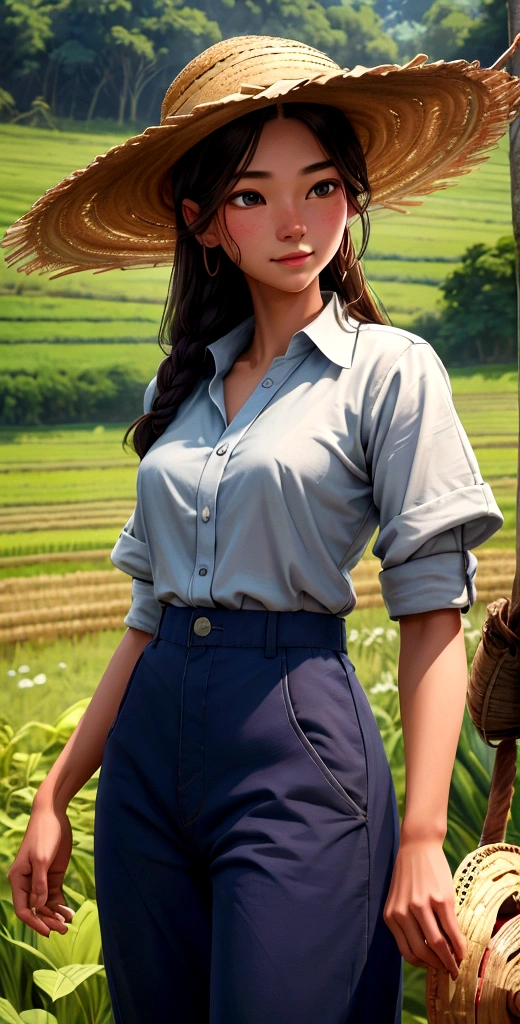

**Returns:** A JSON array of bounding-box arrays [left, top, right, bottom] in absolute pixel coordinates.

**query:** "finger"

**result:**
[[385, 916, 435, 971], [432, 898, 467, 963], [394, 911, 448, 973], [8, 869, 54, 938], [416, 908, 461, 978], [57, 904, 76, 920], [29, 857, 49, 911], [35, 905, 69, 934]]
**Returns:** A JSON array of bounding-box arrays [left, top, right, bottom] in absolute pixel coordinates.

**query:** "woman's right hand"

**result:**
[[7, 803, 76, 937]]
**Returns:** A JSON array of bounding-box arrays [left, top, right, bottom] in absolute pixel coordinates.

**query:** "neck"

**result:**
[[238, 277, 325, 369]]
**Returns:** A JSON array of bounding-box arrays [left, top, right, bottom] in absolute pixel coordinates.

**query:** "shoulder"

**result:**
[[143, 375, 158, 415], [354, 320, 451, 396]]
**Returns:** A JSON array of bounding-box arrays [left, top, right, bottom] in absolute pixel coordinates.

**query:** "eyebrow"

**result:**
[[235, 159, 336, 180]]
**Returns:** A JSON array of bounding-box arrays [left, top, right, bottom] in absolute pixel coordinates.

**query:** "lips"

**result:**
[[272, 248, 313, 262]]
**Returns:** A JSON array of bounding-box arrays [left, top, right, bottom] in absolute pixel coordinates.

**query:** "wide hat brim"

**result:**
[[3, 34, 520, 277]]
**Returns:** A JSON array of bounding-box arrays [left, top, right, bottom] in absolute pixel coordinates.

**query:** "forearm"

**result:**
[[33, 626, 153, 814], [397, 608, 468, 843]]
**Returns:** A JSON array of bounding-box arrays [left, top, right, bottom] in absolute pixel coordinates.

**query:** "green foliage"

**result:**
[[0, 0, 399, 125], [0, 125, 513, 343], [0, 603, 509, 1020], [411, 236, 517, 366], [421, 0, 474, 60], [0, 365, 148, 426]]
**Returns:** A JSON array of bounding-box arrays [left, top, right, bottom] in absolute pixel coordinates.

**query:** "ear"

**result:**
[[181, 198, 220, 248]]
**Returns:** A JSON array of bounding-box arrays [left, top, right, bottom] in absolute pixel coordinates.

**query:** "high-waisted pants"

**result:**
[[94, 606, 403, 1024]]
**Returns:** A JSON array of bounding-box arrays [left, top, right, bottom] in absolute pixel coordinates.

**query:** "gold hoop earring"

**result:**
[[339, 230, 360, 284], [203, 244, 220, 277], [339, 229, 352, 266]]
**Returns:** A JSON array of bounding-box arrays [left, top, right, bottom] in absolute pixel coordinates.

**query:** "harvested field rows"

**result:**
[[0, 549, 515, 643]]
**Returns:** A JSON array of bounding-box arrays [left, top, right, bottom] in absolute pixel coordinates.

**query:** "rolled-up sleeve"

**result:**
[[110, 375, 162, 633], [365, 340, 504, 620]]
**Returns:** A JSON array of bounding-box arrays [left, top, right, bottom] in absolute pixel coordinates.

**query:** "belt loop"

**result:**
[[187, 609, 197, 649], [151, 603, 167, 648], [264, 611, 278, 658], [340, 617, 348, 653]]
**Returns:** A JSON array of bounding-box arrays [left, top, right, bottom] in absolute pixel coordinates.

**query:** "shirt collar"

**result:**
[[206, 289, 360, 375]]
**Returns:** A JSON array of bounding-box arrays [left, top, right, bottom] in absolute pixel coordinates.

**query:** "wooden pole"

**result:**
[[508, 0, 520, 623]]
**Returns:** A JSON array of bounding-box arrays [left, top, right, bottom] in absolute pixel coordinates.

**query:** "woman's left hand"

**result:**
[[382, 835, 468, 979]]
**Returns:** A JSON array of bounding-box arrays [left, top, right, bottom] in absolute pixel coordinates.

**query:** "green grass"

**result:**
[[0, 424, 135, 464], [0, 601, 490, 731], [3, 467, 138, 505], [0, 343, 162, 379], [0, 526, 122, 557], [0, 123, 514, 345]]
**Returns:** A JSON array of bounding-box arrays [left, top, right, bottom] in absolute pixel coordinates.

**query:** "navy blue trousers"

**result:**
[[94, 606, 403, 1023]]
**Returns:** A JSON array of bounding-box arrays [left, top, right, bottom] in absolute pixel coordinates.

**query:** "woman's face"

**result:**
[[183, 113, 351, 292]]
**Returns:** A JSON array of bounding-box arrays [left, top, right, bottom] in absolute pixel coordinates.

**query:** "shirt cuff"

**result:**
[[380, 549, 478, 621], [373, 481, 503, 569], [111, 527, 153, 582], [123, 579, 163, 634]]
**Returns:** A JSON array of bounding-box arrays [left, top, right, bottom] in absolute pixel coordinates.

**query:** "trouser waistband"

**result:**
[[153, 605, 348, 658]]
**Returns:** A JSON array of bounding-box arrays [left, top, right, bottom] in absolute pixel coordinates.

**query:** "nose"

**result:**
[[276, 206, 307, 243]]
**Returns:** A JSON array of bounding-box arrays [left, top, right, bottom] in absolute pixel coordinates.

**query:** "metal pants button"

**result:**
[[193, 616, 212, 637]]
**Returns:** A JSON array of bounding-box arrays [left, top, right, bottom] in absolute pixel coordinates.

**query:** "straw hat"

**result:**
[[2, 33, 520, 278]]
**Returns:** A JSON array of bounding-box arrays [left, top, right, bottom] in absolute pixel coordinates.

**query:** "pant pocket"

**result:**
[[106, 645, 148, 740], [280, 648, 368, 820]]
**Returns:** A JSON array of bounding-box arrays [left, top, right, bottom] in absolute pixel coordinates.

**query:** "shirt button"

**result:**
[[198, 567, 208, 576], [262, 378, 273, 388], [201, 506, 211, 523], [216, 443, 228, 456]]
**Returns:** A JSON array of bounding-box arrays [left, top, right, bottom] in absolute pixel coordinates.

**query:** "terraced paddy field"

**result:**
[[0, 362, 516, 638], [0, 122, 514, 366]]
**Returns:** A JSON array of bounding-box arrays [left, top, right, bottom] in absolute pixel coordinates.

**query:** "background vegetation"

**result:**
[[0, 2, 518, 1020], [0, 0, 508, 130]]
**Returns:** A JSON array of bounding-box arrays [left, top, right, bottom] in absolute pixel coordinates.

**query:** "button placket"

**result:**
[[191, 350, 315, 605]]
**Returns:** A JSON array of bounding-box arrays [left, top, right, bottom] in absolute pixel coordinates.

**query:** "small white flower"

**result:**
[[18, 678, 34, 688], [386, 629, 398, 641], [18, 665, 30, 674], [58, 662, 67, 669], [373, 627, 385, 636], [7, 670, 16, 677], [348, 629, 359, 642], [370, 680, 398, 694], [462, 618, 472, 631], [33, 674, 47, 685]]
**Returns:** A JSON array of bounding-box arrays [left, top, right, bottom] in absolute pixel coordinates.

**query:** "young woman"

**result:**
[[3, 33, 518, 1024]]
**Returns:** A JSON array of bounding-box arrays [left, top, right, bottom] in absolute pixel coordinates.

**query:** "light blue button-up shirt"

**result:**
[[111, 289, 504, 632]]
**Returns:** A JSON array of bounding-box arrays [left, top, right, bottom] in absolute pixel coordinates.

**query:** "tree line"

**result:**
[[0, 0, 507, 129]]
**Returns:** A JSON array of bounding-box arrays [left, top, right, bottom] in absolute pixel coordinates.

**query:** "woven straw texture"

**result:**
[[2, 34, 520, 276]]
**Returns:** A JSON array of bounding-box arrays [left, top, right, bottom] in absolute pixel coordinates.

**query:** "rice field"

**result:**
[[0, 123, 513, 359], [0, 545, 515, 644], [0, 122, 517, 640]]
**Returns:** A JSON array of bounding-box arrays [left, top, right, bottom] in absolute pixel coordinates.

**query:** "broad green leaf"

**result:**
[[52, 702, 90, 733], [33, 964, 104, 1001], [0, 998, 23, 1024], [61, 884, 86, 907], [0, 926, 57, 968], [43, 901, 101, 967], [0, 810, 29, 833], [20, 1013, 58, 1024]]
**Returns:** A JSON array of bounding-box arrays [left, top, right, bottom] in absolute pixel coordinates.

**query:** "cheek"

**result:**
[[312, 199, 347, 236], [223, 209, 265, 248]]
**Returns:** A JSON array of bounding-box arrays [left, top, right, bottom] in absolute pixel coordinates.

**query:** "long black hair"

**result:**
[[125, 101, 389, 459]]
